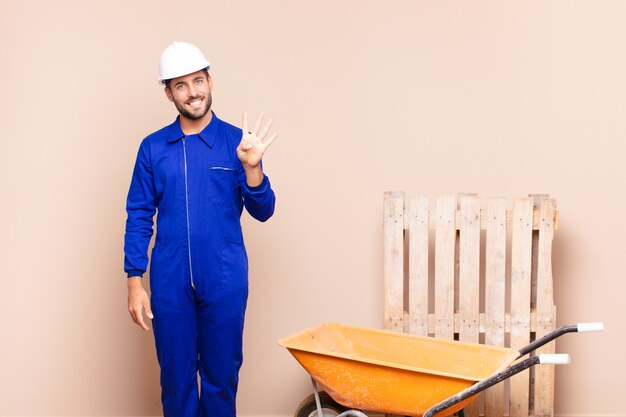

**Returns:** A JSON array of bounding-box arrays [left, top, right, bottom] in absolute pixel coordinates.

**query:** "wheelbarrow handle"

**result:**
[[423, 354, 569, 417], [517, 322, 604, 358], [577, 322, 604, 332], [539, 353, 571, 365]]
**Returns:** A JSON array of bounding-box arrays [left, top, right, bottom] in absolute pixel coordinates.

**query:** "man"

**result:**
[[124, 41, 277, 417]]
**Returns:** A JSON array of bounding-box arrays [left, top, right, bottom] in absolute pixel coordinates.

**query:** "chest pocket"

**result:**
[[207, 163, 239, 205]]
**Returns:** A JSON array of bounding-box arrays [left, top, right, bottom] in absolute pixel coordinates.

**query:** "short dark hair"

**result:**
[[164, 67, 209, 88]]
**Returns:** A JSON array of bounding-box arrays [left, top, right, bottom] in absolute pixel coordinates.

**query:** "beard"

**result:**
[[174, 92, 212, 120]]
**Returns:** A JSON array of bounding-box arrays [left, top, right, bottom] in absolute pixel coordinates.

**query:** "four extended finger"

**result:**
[[263, 132, 279, 149], [242, 112, 249, 136], [252, 112, 264, 136], [258, 118, 273, 140]]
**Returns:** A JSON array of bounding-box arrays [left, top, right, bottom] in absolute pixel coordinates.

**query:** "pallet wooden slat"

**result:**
[[533, 198, 557, 417], [406, 208, 559, 231], [408, 195, 430, 336], [459, 195, 481, 343], [422, 310, 544, 334], [434, 196, 456, 340], [383, 192, 405, 332], [458, 195, 481, 417], [509, 198, 534, 417], [484, 197, 507, 417]]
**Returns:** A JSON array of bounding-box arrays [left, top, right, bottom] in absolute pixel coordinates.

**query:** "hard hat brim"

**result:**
[[158, 64, 210, 85]]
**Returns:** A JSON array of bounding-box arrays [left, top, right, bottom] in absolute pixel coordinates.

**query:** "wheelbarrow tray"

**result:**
[[278, 323, 520, 417]]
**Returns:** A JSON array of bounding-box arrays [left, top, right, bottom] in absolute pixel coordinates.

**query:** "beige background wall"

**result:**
[[0, 1, 624, 416]]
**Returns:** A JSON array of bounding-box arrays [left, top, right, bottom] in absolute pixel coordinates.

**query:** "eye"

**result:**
[[195, 78, 204, 84], [176, 84, 184, 90]]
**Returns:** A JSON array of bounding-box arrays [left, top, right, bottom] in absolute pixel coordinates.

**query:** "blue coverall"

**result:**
[[124, 112, 275, 417]]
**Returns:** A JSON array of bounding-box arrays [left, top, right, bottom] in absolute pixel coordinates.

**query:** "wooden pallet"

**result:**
[[383, 193, 558, 417]]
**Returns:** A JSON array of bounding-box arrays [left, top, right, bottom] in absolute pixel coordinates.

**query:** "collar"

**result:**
[[165, 111, 220, 148]]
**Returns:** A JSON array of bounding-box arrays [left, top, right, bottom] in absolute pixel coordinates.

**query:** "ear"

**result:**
[[208, 73, 213, 90], [164, 86, 174, 102]]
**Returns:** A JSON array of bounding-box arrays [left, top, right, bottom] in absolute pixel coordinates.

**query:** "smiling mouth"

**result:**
[[187, 98, 203, 107]]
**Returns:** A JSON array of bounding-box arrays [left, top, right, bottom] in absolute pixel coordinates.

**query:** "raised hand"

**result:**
[[237, 112, 278, 168]]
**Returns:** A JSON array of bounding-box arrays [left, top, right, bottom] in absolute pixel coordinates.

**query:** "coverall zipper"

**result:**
[[182, 137, 195, 289]]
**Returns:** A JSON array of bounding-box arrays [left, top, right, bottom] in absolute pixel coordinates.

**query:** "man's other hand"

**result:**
[[127, 277, 153, 331]]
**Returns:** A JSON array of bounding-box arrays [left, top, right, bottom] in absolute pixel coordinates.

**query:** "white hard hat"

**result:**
[[159, 41, 210, 84]]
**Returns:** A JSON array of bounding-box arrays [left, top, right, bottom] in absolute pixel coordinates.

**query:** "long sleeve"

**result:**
[[124, 140, 157, 277], [238, 164, 276, 222]]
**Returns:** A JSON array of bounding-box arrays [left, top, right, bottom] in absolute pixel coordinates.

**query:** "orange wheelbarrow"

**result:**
[[278, 322, 603, 417]]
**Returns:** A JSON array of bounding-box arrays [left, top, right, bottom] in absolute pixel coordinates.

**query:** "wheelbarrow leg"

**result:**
[[311, 378, 325, 417], [310, 378, 367, 417]]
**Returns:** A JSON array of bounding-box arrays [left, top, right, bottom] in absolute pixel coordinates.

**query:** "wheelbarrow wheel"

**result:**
[[294, 392, 348, 417]]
